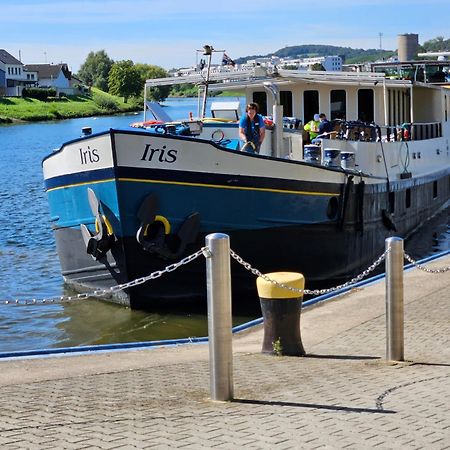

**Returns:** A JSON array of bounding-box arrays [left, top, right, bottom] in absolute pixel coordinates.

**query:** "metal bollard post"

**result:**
[[205, 233, 233, 401], [385, 237, 404, 361]]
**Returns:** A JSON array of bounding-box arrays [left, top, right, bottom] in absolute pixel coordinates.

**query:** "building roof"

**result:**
[[0, 49, 22, 65], [23, 63, 71, 80]]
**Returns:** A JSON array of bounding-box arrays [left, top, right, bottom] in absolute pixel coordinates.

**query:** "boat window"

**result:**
[[280, 91, 293, 117], [330, 90, 346, 120], [252, 91, 267, 116], [433, 181, 438, 199], [303, 90, 319, 124], [357, 89, 374, 123]]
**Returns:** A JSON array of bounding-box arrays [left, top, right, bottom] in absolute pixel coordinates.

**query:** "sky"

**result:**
[[1, 0, 449, 73]]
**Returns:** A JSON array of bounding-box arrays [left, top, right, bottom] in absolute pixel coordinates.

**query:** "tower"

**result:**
[[397, 33, 419, 61]]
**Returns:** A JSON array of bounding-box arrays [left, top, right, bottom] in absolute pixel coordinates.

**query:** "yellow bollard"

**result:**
[[256, 272, 305, 356]]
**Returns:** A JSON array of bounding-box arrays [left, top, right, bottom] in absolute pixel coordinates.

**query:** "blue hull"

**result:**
[[43, 131, 450, 309]]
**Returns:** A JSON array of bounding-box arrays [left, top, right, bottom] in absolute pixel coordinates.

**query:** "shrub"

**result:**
[[127, 96, 143, 109], [22, 87, 57, 100], [93, 93, 119, 110]]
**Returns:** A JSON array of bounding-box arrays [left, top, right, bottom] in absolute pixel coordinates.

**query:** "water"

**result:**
[[0, 97, 250, 353], [0, 97, 448, 353]]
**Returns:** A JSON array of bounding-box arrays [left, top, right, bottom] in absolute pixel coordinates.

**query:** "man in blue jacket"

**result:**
[[312, 113, 334, 143], [239, 103, 266, 153]]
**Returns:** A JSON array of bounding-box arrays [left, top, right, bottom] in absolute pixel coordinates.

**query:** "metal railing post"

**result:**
[[205, 233, 233, 401], [385, 237, 404, 361]]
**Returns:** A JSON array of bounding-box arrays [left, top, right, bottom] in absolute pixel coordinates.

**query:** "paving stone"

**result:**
[[0, 258, 449, 448]]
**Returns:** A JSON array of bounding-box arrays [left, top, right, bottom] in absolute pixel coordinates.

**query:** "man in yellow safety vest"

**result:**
[[304, 114, 320, 143]]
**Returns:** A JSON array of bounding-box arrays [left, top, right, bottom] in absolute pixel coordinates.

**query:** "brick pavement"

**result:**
[[0, 256, 448, 449]]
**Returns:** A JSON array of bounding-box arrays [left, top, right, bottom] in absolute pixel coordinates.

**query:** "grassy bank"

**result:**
[[217, 91, 245, 97], [0, 88, 141, 123], [0, 89, 244, 124]]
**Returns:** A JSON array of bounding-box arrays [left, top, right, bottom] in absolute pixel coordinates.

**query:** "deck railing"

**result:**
[[329, 120, 443, 143]]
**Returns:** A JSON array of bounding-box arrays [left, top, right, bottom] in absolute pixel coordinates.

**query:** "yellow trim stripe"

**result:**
[[118, 177, 338, 197], [46, 179, 115, 193], [47, 177, 338, 197]]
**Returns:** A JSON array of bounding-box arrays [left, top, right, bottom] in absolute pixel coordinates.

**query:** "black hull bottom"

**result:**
[[54, 176, 450, 311], [56, 219, 395, 310]]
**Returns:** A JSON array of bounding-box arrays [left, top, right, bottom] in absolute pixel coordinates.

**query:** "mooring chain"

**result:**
[[1, 244, 448, 307], [403, 252, 450, 273], [1, 248, 207, 306], [229, 248, 390, 296]]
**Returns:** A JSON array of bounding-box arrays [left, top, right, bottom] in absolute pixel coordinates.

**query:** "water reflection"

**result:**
[[55, 298, 210, 348], [404, 206, 449, 257]]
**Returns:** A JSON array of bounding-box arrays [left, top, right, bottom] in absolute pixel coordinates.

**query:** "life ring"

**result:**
[[130, 120, 164, 128], [211, 129, 225, 142], [95, 215, 114, 236], [154, 125, 167, 134], [144, 215, 171, 235], [142, 120, 163, 127]]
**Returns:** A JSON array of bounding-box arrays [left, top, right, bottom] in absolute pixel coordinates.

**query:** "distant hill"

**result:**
[[234, 44, 395, 65], [234, 37, 450, 65]]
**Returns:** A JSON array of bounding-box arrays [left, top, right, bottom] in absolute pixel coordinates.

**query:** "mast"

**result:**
[[199, 45, 224, 118], [201, 45, 213, 119]]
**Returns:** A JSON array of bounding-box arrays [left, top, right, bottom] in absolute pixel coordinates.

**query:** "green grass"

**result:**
[[0, 88, 142, 122], [217, 91, 245, 97]]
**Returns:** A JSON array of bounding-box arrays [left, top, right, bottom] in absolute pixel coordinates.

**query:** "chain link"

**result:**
[[230, 248, 390, 296], [2, 243, 448, 307], [1, 248, 207, 306], [404, 252, 450, 273]]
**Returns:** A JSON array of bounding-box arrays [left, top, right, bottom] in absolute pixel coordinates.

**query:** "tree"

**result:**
[[108, 60, 141, 102], [134, 63, 170, 102], [420, 36, 450, 53], [77, 50, 114, 92], [310, 63, 325, 71]]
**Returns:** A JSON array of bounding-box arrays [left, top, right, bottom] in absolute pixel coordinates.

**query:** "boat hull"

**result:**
[[44, 130, 450, 310]]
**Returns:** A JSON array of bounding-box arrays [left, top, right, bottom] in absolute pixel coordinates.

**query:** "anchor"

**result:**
[[80, 188, 116, 260], [136, 194, 200, 260]]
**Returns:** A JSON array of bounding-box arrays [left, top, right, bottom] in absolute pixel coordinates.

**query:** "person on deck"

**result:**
[[312, 113, 334, 144], [239, 103, 266, 153], [303, 114, 320, 143]]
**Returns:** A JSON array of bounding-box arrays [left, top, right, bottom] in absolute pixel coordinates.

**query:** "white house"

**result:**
[[24, 63, 74, 94], [297, 55, 342, 71], [0, 49, 28, 96]]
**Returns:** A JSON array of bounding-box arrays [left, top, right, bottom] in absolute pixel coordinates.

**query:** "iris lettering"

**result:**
[[141, 144, 178, 163], [79, 146, 100, 165]]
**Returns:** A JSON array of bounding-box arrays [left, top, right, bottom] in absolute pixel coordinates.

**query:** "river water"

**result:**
[[0, 97, 448, 353]]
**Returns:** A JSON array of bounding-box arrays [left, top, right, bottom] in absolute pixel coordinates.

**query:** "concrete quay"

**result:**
[[0, 255, 448, 449]]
